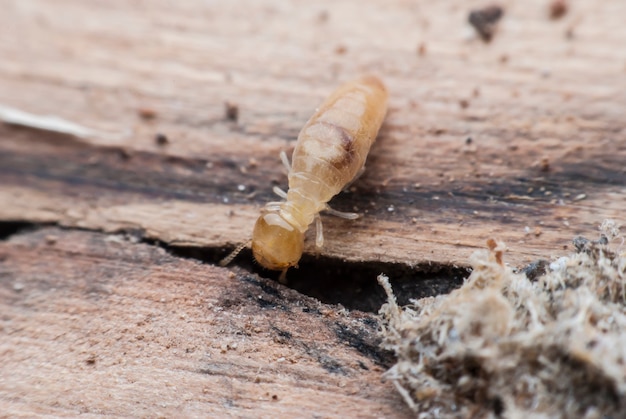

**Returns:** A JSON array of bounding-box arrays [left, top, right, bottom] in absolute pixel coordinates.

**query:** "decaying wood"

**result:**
[[0, 228, 409, 417], [1, 0, 624, 269], [0, 0, 625, 416]]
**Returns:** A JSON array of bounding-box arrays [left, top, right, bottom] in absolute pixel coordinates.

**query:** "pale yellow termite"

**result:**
[[250, 76, 388, 278]]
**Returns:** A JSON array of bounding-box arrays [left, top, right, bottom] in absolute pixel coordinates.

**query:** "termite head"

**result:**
[[252, 208, 304, 271]]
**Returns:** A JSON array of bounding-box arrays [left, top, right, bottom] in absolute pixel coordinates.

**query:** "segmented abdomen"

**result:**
[[285, 76, 388, 227]]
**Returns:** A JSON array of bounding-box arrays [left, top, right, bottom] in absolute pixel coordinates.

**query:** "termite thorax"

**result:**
[[277, 200, 315, 233]]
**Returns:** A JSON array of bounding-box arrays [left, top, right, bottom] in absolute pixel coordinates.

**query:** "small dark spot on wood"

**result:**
[[549, 0, 568, 20], [271, 326, 292, 344], [417, 42, 427, 56], [317, 354, 345, 374], [256, 296, 282, 310], [468, 4, 504, 42], [118, 148, 133, 160], [459, 99, 470, 109], [224, 101, 239, 122], [334, 44, 347, 55], [85, 355, 97, 365], [137, 107, 157, 120], [316, 10, 329, 23], [466, 137, 473, 145], [219, 298, 240, 309], [154, 133, 169, 146]]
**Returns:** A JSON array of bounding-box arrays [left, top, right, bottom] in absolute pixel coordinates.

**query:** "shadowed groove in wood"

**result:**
[[0, 220, 467, 313], [0, 222, 36, 241], [166, 243, 469, 313]]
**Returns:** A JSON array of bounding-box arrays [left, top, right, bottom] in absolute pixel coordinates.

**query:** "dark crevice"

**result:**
[[161, 243, 470, 313], [0, 221, 46, 241], [0, 221, 469, 313]]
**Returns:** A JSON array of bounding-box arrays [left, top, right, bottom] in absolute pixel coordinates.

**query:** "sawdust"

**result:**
[[379, 220, 626, 418]]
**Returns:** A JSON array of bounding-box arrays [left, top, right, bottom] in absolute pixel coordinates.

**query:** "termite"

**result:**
[[224, 76, 388, 280]]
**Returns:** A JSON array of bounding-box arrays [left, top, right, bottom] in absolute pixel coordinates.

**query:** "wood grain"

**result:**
[[0, 0, 625, 416], [0, 228, 409, 418], [1, 0, 624, 269]]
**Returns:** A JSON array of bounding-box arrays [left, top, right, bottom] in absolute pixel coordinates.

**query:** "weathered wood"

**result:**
[[1, 0, 624, 269], [0, 0, 625, 416], [0, 228, 409, 417]]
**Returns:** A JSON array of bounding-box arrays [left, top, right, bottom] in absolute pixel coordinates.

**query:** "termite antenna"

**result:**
[[219, 240, 250, 267]]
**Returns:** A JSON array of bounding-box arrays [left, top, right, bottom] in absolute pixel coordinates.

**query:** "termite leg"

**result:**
[[272, 186, 288, 199], [324, 205, 359, 220], [265, 202, 283, 211], [342, 166, 366, 192], [280, 150, 291, 173], [278, 268, 288, 284], [315, 213, 324, 248]]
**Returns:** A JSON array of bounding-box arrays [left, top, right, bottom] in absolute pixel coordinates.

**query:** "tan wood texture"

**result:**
[[0, 228, 409, 417], [1, 0, 624, 268], [1, 0, 625, 416]]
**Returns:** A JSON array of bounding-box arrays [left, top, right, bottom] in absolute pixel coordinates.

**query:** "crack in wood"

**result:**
[[166, 242, 469, 313], [0, 221, 468, 313], [0, 221, 43, 241]]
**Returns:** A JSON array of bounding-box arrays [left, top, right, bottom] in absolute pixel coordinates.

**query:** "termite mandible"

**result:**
[[224, 76, 388, 280]]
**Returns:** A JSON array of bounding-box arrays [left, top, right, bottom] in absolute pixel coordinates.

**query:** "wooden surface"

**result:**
[[1, 0, 625, 268], [1, 0, 625, 416], [0, 228, 408, 418]]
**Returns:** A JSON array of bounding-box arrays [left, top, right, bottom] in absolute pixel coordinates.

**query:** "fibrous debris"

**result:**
[[379, 220, 626, 417]]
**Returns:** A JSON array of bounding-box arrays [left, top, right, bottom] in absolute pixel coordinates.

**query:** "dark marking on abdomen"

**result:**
[[316, 121, 356, 169]]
